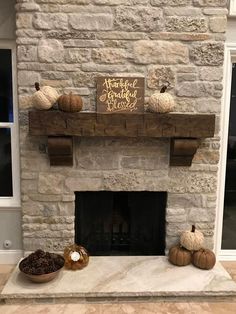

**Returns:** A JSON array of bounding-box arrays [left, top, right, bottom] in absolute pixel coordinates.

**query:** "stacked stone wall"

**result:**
[[16, 0, 227, 252]]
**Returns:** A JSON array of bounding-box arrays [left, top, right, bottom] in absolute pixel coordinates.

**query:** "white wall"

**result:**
[[0, 0, 15, 40], [0, 0, 22, 263], [227, 18, 236, 43]]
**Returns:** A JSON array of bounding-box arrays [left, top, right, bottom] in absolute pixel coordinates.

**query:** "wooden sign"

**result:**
[[97, 77, 144, 113]]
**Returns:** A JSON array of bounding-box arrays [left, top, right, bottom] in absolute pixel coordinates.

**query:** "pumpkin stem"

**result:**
[[160, 81, 170, 93], [191, 225, 196, 233], [35, 82, 40, 91]]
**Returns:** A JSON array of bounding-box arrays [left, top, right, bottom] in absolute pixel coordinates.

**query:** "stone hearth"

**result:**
[[1, 257, 236, 304]]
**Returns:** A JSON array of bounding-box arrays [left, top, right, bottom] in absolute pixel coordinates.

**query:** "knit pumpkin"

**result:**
[[180, 225, 204, 251], [64, 244, 89, 270], [192, 249, 216, 270], [148, 84, 175, 113], [168, 244, 192, 266], [32, 82, 59, 110], [58, 93, 83, 112]]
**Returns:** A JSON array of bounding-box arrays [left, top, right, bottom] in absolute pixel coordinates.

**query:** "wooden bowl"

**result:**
[[19, 255, 65, 283]]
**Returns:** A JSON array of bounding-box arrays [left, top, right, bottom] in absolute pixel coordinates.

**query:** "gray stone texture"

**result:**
[[133, 40, 189, 64], [15, 0, 227, 252], [165, 17, 207, 33], [115, 6, 162, 32], [191, 43, 224, 65], [69, 13, 113, 31]]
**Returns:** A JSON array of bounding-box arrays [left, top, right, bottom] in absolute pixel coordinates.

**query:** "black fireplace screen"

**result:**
[[75, 191, 166, 256]]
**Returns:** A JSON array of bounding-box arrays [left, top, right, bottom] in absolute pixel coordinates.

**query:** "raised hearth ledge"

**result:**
[[28, 111, 215, 167], [1, 257, 236, 304]]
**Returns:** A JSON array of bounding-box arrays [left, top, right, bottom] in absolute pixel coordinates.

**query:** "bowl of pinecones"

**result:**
[[19, 249, 65, 283]]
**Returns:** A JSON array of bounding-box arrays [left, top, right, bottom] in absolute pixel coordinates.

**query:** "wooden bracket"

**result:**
[[47, 136, 73, 166], [170, 138, 200, 167]]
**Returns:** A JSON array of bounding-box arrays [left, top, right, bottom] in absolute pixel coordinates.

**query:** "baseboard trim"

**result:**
[[0, 250, 23, 264]]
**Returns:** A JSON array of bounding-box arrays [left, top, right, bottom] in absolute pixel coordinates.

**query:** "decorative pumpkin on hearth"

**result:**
[[58, 93, 83, 112], [148, 82, 175, 113], [32, 82, 59, 110], [63, 244, 89, 270], [168, 244, 192, 266], [180, 225, 204, 251], [192, 249, 216, 270]]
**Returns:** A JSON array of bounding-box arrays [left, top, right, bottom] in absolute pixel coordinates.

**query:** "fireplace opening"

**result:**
[[75, 191, 167, 256]]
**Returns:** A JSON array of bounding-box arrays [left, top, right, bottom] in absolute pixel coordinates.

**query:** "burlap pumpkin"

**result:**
[[32, 82, 59, 110], [148, 85, 175, 113], [180, 225, 204, 251], [58, 93, 83, 112], [192, 249, 216, 270], [168, 244, 192, 266]]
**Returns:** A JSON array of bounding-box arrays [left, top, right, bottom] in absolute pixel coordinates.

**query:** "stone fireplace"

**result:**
[[17, 0, 226, 255]]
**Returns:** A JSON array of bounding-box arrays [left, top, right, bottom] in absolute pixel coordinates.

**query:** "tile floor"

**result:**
[[0, 262, 236, 314]]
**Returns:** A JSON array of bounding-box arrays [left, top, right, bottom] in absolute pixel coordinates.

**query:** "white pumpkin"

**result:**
[[180, 225, 204, 251], [32, 82, 59, 110], [148, 85, 175, 113]]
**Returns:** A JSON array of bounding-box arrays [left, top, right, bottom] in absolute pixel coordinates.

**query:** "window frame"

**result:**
[[0, 40, 20, 208], [229, 0, 236, 16]]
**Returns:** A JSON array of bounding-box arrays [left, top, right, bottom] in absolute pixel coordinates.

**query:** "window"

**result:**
[[0, 42, 20, 207], [229, 0, 236, 16]]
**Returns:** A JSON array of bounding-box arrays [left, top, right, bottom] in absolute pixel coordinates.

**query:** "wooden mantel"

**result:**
[[28, 111, 215, 167]]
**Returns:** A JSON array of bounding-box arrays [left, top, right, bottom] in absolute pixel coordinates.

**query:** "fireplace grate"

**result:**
[[75, 191, 166, 256]]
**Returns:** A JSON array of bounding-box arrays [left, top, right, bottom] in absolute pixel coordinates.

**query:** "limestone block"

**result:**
[[18, 71, 40, 86], [62, 194, 75, 202], [115, 6, 162, 32], [166, 223, 191, 236], [151, 0, 191, 5], [177, 73, 198, 83], [193, 0, 227, 6], [16, 13, 32, 28], [164, 7, 202, 16], [177, 82, 222, 98], [193, 150, 220, 164], [65, 48, 91, 63], [94, 0, 149, 4], [17, 46, 37, 62], [147, 65, 175, 89], [92, 48, 128, 64], [199, 66, 223, 81], [65, 177, 103, 192], [97, 31, 147, 40], [18, 95, 33, 110], [38, 173, 64, 194], [203, 8, 228, 15], [189, 208, 215, 222], [196, 98, 221, 113], [166, 207, 186, 216], [64, 39, 104, 48], [133, 40, 189, 64], [176, 66, 198, 73], [166, 215, 187, 223], [169, 168, 217, 193], [173, 98, 196, 113], [82, 63, 132, 72], [58, 202, 75, 216], [165, 17, 207, 33], [69, 13, 113, 30], [16, 2, 40, 11], [33, 13, 68, 30], [167, 193, 203, 208], [38, 39, 64, 63], [191, 43, 224, 65], [209, 16, 227, 33], [120, 156, 163, 170]]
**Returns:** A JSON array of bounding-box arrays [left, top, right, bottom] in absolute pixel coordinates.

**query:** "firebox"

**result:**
[[75, 191, 166, 256]]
